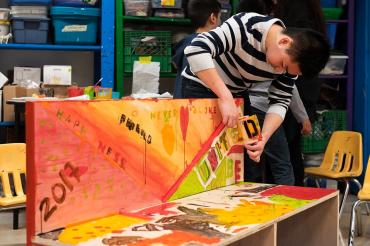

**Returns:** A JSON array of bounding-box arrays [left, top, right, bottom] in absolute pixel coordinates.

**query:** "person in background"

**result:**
[[172, 0, 221, 98], [182, 8, 329, 165], [273, 0, 327, 186], [236, 0, 274, 16]]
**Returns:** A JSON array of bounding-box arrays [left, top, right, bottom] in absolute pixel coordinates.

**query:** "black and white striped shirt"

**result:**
[[183, 12, 297, 119]]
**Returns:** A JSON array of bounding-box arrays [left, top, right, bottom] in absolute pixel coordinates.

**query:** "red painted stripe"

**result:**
[[26, 102, 36, 245], [161, 122, 226, 201]]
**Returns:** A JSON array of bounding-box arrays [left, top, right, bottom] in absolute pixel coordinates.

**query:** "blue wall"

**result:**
[[354, 0, 370, 181]]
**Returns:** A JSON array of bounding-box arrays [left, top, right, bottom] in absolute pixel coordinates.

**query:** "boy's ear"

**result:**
[[278, 36, 293, 48], [210, 13, 218, 25]]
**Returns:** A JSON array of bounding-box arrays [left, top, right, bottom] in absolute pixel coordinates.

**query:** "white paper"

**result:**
[[132, 61, 160, 95], [64, 95, 90, 101], [0, 72, 8, 89], [131, 89, 173, 99]]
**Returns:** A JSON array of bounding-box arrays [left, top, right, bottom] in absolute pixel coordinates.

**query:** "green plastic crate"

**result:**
[[323, 8, 343, 20], [123, 30, 172, 73], [301, 110, 347, 153]]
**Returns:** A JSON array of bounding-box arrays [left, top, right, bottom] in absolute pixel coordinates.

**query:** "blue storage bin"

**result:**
[[326, 23, 337, 49], [11, 17, 49, 43], [50, 7, 100, 44], [320, 0, 336, 7], [9, 0, 52, 5], [53, 0, 98, 8]]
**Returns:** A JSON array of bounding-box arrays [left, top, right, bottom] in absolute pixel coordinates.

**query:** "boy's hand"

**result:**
[[244, 138, 266, 163], [218, 97, 239, 128], [301, 119, 312, 135]]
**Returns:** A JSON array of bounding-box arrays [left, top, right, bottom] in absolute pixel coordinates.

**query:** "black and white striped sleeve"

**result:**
[[267, 74, 297, 119], [184, 16, 240, 73]]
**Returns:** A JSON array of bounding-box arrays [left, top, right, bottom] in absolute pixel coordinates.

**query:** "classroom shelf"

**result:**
[[117, 0, 189, 95], [0, 1, 114, 89], [344, 1, 354, 129], [124, 72, 177, 78], [319, 75, 348, 79], [319, 1, 354, 129], [122, 15, 191, 25], [0, 44, 102, 51], [326, 19, 349, 23]]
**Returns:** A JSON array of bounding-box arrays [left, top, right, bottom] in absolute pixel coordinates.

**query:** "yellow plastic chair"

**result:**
[[0, 143, 26, 229], [304, 131, 363, 218], [348, 156, 370, 246]]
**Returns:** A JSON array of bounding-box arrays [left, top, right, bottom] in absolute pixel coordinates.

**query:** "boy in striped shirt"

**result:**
[[182, 12, 329, 162]]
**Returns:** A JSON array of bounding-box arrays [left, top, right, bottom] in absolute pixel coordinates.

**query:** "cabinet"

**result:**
[[319, 0, 354, 129], [0, 0, 114, 89], [116, 0, 191, 96]]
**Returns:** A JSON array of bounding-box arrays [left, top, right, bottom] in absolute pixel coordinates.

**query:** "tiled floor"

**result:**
[[0, 193, 369, 245], [0, 209, 26, 246], [340, 194, 370, 246]]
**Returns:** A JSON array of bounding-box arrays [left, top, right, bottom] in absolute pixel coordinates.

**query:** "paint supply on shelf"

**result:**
[[94, 86, 112, 99], [67, 85, 84, 97], [84, 86, 95, 99]]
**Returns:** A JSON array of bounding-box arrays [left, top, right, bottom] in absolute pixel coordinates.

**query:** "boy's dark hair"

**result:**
[[187, 0, 221, 29], [283, 28, 330, 78]]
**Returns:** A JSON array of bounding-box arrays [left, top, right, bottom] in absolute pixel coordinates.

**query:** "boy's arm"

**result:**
[[184, 18, 242, 127], [289, 85, 312, 135], [289, 85, 309, 123], [196, 68, 240, 127], [245, 74, 296, 162], [266, 74, 296, 120], [245, 112, 282, 162]]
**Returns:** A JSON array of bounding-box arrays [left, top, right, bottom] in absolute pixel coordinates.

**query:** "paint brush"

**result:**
[[94, 77, 103, 87]]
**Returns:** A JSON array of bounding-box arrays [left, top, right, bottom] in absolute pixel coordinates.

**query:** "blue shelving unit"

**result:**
[[100, 0, 115, 89], [0, 44, 101, 51], [0, 1, 115, 89], [354, 0, 370, 183]]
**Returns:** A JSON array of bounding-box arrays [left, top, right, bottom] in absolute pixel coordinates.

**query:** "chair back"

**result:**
[[359, 156, 370, 200], [0, 143, 26, 206], [321, 131, 363, 176]]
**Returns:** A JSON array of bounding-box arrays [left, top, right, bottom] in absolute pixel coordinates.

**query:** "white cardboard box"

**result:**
[[2, 85, 17, 122], [43, 65, 72, 85], [14, 67, 41, 84]]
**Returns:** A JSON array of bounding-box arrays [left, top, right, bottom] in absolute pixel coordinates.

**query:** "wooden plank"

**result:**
[[277, 194, 339, 246], [228, 224, 276, 246]]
